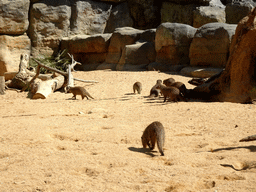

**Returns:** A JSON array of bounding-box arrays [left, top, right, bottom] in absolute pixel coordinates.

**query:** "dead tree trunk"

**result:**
[[0, 75, 4, 95], [7, 54, 31, 90], [189, 8, 256, 103]]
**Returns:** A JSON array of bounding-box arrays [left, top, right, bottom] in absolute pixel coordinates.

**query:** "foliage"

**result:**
[[29, 50, 71, 74]]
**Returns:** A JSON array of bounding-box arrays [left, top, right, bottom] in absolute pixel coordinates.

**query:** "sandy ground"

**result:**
[[0, 70, 255, 192]]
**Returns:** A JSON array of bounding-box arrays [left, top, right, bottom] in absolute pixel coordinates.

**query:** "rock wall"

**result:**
[[0, 0, 255, 74]]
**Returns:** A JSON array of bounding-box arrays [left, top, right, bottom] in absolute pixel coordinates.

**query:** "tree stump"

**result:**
[[189, 7, 256, 103]]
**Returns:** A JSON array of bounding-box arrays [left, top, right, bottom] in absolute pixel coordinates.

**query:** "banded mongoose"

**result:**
[[141, 121, 165, 156], [149, 79, 162, 97], [163, 78, 175, 87], [67, 86, 94, 100], [156, 83, 185, 102], [133, 81, 142, 94], [163, 80, 187, 97]]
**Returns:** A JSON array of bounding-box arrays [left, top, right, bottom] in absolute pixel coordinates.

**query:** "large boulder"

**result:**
[[0, 0, 30, 35], [162, 0, 213, 5], [189, 23, 237, 67], [104, 2, 133, 33], [0, 34, 31, 73], [70, 0, 112, 35], [118, 42, 156, 66], [28, 0, 71, 56], [225, 0, 255, 24], [155, 23, 197, 65], [161, 2, 196, 26], [105, 27, 143, 64], [127, 0, 161, 29], [161, 0, 225, 26], [61, 33, 111, 65], [193, 5, 226, 28]]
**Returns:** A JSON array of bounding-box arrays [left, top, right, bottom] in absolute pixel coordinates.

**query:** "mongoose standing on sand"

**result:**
[[141, 121, 165, 156], [156, 83, 185, 102], [149, 79, 162, 97], [133, 81, 142, 94], [67, 86, 94, 100]]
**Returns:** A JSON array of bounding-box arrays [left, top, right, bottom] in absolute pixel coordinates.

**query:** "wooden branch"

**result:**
[[31, 58, 68, 77], [67, 64, 74, 88], [74, 78, 98, 83], [67, 53, 81, 72]]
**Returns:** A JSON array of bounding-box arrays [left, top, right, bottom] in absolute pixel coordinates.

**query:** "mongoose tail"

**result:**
[[239, 134, 256, 142]]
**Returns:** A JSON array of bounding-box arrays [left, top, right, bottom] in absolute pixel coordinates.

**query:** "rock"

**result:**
[[76, 63, 100, 71], [0, 0, 30, 35], [193, 6, 226, 28], [226, 0, 256, 24], [100, 0, 126, 2], [61, 33, 111, 65], [180, 67, 224, 78], [61, 34, 111, 54], [0, 34, 31, 73], [29, 0, 71, 56], [105, 27, 143, 64], [128, 0, 161, 29], [96, 63, 117, 70], [147, 62, 185, 72], [116, 64, 148, 71], [163, 0, 212, 5], [189, 23, 237, 67], [71, 0, 112, 35], [118, 42, 156, 65], [104, 2, 133, 33], [161, 2, 196, 26], [155, 22, 196, 65], [139, 29, 156, 43]]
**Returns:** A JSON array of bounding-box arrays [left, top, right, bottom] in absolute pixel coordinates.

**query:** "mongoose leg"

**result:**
[[150, 135, 156, 150]]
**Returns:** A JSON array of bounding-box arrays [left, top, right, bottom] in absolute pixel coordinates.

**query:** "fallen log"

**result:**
[[32, 74, 65, 99]]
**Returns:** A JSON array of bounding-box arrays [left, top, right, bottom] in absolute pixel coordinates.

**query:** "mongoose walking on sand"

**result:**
[[141, 121, 165, 156], [156, 83, 185, 102], [133, 82, 142, 94], [67, 86, 94, 100], [163, 79, 187, 97], [163, 78, 175, 87], [149, 79, 162, 97]]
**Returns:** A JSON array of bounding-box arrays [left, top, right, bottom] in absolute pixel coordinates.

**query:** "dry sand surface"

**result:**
[[0, 70, 255, 192]]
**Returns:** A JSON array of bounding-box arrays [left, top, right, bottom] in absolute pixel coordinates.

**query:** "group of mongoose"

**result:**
[[133, 77, 188, 102], [66, 77, 189, 156]]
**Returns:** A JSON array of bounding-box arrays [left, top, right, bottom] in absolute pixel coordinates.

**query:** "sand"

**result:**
[[0, 70, 255, 192]]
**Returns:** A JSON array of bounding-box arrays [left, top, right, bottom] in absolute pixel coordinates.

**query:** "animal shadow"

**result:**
[[124, 93, 136, 95], [212, 145, 256, 153], [128, 147, 157, 157]]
